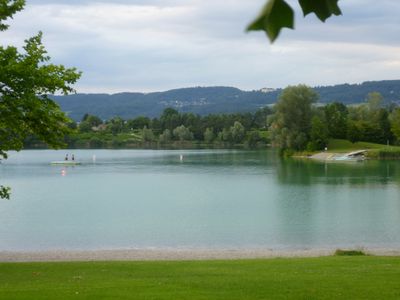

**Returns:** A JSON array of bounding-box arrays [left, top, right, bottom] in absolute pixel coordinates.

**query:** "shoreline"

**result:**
[[1, 247, 400, 262]]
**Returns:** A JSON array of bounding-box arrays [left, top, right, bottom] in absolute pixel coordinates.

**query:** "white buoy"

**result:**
[[92, 154, 96, 163], [180, 154, 183, 161]]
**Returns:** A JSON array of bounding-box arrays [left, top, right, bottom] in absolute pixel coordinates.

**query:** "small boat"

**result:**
[[50, 161, 81, 166]]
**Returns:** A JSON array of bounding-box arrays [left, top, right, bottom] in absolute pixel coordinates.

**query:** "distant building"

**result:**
[[260, 87, 276, 93]]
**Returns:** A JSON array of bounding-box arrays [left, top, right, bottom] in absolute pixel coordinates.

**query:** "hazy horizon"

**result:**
[[3, 0, 400, 93]]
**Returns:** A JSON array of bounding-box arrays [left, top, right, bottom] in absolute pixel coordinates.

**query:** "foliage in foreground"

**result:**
[[0, 257, 399, 299], [248, 0, 342, 42], [0, 0, 80, 198]]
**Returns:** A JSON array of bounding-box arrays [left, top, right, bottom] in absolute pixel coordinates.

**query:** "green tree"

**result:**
[[389, 108, 400, 144], [270, 85, 318, 150], [127, 116, 151, 130], [78, 121, 92, 133], [89, 137, 103, 148], [253, 106, 272, 129], [324, 102, 348, 139], [203, 128, 215, 143], [248, 0, 342, 42], [142, 126, 155, 142], [79, 114, 103, 132], [173, 125, 193, 141], [347, 93, 392, 144], [160, 108, 181, 131], [218, 128, 232, 143], [0, 0, 81, 199], [107, 117, 125, 135], [367, 92, 384, 111], [230, 121, 245, 143], [246, 131, 262, 147], [159, 129, 172, 143], [308, 116, 328, 151]]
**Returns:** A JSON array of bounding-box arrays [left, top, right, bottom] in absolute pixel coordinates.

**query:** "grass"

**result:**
[[1, 257, 400, 299], [324, 139, 400, 159], [327, 139, 400, 152]]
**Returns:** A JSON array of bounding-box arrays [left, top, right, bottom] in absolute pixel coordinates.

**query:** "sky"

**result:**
[[2, 0, 400, 93]]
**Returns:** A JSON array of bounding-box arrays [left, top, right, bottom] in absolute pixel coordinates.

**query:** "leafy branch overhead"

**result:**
[[247, 0, 342, 42], [0, 0, 81, 199], [0, 0, 25, 31]]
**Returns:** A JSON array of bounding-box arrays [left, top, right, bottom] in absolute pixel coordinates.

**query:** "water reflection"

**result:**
[[276, 158, 400, 186], [1, 149, 400, 251]]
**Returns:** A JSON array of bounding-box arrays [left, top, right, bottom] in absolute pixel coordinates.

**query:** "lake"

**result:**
[[0, 149, 400, 252]]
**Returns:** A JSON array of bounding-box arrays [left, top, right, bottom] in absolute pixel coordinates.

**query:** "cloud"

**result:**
[[1, 0, 399, 93]]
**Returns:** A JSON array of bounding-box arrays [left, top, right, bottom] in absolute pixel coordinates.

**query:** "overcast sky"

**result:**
[[2, 0, 400, 93]]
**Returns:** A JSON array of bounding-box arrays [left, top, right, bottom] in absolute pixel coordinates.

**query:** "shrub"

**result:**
[[334, 249, 366, 256]]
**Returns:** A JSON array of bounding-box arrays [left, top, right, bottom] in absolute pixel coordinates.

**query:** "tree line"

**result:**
[[270, 85, 400, 154], [25, 107, 273, 149]]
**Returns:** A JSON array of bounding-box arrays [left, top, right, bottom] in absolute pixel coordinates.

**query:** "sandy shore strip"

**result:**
[[1, 248, 400, 262]]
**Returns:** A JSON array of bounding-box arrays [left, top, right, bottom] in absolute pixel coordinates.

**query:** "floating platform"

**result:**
[[309, 150, 367, 162], [50, 161, 81, 166]]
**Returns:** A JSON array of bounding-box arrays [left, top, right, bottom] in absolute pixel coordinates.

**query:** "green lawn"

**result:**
[[326, 139, 400, 158], [1, 257, 400, 299], [327, 139, 398, 152]]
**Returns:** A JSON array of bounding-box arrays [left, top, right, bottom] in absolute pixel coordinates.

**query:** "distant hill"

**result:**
[[52, 80, 400, 121]]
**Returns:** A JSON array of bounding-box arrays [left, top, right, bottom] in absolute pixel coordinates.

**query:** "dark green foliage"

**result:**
[[247, 0, 294, 42], [0, 32, 80, 156], [160, 108, 181, 130], [173, 125, 193, 141], [248, 0, 341, 42], [390, 108, 400, 143], [230, 121, 245, 143], [246, 130, 262, 147], [106, 117, 125, 135], [0, 186, 10, 200], [159, 129, 172, 143], [0, 1, 80, 198], [253, 106, 272, 128], [335, 249, 366, 256], [88, 137, 103, 148], [299, 0, 341, 21], [324, 102, 348, 139], [346, 93, 394, 145], [142, 126, 155, 142], [126, 116, 150, 130], [308, 116, 329, 151], [203, 128, 215, 143], [0, 0, 25, 31], [271, 85, 318, 150], [78, 121, 92, 133], [79, 114, 103, 132], [347, 120, 363, 143], [35, 106, 272, 149]]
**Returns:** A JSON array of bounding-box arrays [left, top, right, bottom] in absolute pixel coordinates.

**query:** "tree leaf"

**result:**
[[247, 0, 294, 42], [299, 0, 342, 22]]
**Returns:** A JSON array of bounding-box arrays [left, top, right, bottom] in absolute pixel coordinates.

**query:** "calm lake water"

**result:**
[[0, 149, 400, 251]]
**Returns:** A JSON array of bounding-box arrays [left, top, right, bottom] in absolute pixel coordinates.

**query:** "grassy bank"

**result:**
[[326, 139, 400, 159], [1, 257, 399, 299]]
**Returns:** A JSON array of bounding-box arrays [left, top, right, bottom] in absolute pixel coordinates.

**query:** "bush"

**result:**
[[89, 137, 103, 148], [334, 249, 366, 256]]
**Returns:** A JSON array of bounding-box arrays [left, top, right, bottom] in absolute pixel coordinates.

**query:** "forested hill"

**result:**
[[52, 80, 400, 121]]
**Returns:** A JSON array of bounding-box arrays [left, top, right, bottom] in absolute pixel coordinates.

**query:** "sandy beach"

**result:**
[[1, 248, 400, 262]]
